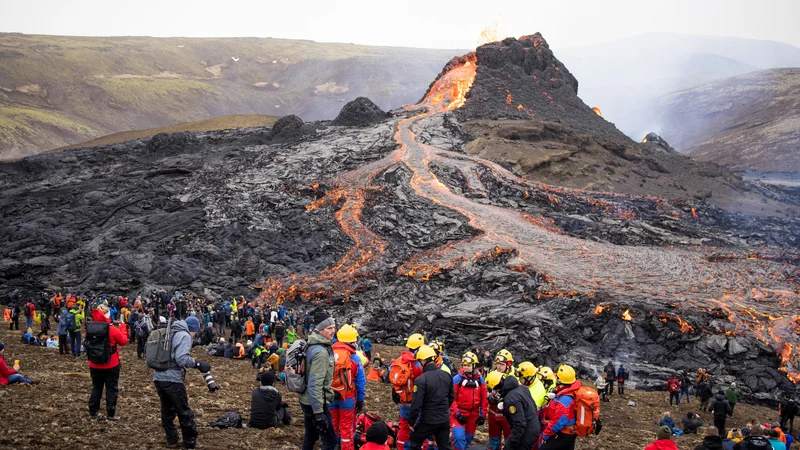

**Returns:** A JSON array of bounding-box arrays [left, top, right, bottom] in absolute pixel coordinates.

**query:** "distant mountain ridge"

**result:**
[[0, 33, 461, 160]]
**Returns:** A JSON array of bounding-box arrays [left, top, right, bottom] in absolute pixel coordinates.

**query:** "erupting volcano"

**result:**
[[248, 33, 800, 396]]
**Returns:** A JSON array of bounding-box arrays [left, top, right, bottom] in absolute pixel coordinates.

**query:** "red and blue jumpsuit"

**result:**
[[451, 369, 488, 450], [394, 351, 423, 450], [330, 342, 366, 450], [538, 381, 581, 449]]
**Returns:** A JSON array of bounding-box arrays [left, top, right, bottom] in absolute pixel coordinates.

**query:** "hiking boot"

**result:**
[[183, 442, 205, 449], [107, 415, 120, 421], [166, 442, 182, 449], [90, 413, 105, 420]]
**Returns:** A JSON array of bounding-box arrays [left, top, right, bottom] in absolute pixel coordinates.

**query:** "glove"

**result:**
[[356, 401, 365, 414], [476, 416, 485, 426], [392, 391, 401, 405], [196, 361, 211, 372], [594, 418, 603, 435], [314, 413, 329, 434], [497, 401, 504, 411], [456, 414, 467, 425]]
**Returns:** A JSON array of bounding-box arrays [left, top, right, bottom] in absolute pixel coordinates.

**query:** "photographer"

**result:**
[[152, 316, 211, 449]]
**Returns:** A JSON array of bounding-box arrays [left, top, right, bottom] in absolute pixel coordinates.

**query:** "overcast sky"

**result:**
[[1, 0, 798, 49]]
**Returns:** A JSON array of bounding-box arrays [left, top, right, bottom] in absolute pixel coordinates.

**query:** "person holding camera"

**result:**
[[152, 315, 211, 449]]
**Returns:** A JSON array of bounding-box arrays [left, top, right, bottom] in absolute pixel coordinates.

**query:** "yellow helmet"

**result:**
[[517, 361, 538, 379], [556, 364, 577, 385], [336, 324, 358, 343], [495, 349, 514, 364], [430, 339, 445, 355], [538, 366, 555, 381], [485, 370, 506, 390], [415, 345, 437, 361], [406, 333, 425, 350], [462, 352, 479, 367]]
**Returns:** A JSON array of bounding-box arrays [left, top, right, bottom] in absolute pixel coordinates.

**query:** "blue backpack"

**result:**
[[64, 311, 77, 332]]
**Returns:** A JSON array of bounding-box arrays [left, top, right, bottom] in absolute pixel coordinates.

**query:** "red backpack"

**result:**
[[332, 347, 356, 399], [569, 386, 601, 437], [389, 359, 415, 403], [354, 413, 397, 448]]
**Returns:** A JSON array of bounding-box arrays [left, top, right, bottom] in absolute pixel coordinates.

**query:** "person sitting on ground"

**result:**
[[361, 421, 391, 450], [249, 369, 292, 430], [21, 328, 38, 345], [683, 412, 704, 434], [366, 357, 386, 382], [725, 429, 743, 447], [234, 342, 246, 359], [660, 411, 682, 436], [223, 340, 234, 359], [733, 425, 772, 450], [694, 426, 723, 450], [645, 426, 680, 450], [766, 428, 787, 450], [46, 334, 58, 348], [0, 343, 33, 386]]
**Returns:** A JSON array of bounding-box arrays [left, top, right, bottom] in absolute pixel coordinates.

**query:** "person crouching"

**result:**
[[249, 369, 292, 429]]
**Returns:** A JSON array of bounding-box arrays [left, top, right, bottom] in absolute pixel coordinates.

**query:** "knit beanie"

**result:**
[[365, 421, 389, 444], [313, 311, 335, 332], [185, 316, 200, 332], [260, 370, 276, 386], [657, 426, 672, 440]]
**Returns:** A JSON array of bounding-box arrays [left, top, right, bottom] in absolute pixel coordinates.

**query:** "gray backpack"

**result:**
[[146, 319, 178, 371], [284, 339, 309, 393]]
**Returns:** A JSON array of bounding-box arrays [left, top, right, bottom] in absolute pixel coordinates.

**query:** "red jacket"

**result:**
[[451, 369, 488, 417], [0, 356, 17, 385], [541, 381, 582, 440], [361, 443, 390, 450], [398, 351, 424, 379], [667, 377, 681, 393], [644, 439, 679, 450], [88, 309, 128, 370]]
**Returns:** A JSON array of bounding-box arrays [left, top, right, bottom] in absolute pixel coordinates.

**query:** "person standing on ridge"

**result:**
[[407, 345, 454, 450], [299, 311, 338, 450], [603, 361, 615, 397]]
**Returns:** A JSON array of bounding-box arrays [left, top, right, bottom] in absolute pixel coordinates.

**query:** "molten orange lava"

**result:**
[[592, 107, 602, 117], [420, 53, 477, 113], [691, 208, 699, 219], [594, 304, 609, 315], [622, 309, 632, 321]]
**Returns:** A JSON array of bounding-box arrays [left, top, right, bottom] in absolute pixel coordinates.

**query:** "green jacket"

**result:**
[[287, 330, 296, 344], [726, 387, 739, 405], [69, 307, 85, 332], [299, 332, 334, 413]]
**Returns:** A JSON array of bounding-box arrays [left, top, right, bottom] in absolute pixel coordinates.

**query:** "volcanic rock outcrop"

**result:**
[[2, 33, 800, 402], [333, 97, 389, 127]]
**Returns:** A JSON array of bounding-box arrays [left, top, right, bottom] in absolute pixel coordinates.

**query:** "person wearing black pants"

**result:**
[[709, 390, 732, 438], [407, 345, 455, 450], [9, 302, 20, 330], [89, 365, 121, 418]]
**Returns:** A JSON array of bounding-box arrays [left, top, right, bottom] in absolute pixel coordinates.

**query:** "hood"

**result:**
[[742, 436, 773, 448], [714, 392, 726, 401], [257, 385, 280, 400], [701, 435, 724, 450], [556, 379, 583, 397], [171, 320, 189, 333], [92, 309, 110, 323], [332, 342, 356, 355], [399, 351, 418, 365], [501, 375, 520, 396], [307, 332, 332, 346], [650, 439, 679, 450]]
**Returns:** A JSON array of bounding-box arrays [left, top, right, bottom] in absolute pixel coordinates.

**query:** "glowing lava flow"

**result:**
[[254, 51, 800, 380]]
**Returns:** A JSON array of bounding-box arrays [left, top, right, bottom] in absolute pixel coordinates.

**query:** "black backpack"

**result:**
[[208, 410, 243, 429], [85, 322, 115, 364]]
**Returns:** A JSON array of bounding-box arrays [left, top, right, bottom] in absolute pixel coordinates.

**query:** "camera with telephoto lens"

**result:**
[[202, 371, 220, 392]]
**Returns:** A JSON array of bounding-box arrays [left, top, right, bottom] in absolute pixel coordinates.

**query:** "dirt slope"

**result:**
[[0, 328, 785, 450]]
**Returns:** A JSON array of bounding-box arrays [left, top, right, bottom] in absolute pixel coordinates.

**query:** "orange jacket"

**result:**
[[245, 321, 255, 336], [234, 343, 246, 359], [366, 366, 383, 381]]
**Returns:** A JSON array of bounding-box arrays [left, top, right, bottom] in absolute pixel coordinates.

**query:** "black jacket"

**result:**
[[500, 376, 541, 450], [408, 362, 455, 426], [199, 327, 215, 346], [603, 364, 615, 380], [223, 343, 234, 359], [249, 386, 282, 429], [694, 435, 724, 450], [710, 393, 732, 418], [682, 415, 703, 434], [733, 436, 773, 450], [781, 398, 799, 417], [697, 381, 713, 400]]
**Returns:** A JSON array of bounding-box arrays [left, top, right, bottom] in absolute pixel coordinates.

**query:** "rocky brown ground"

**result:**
[[0, 326, 787, 450]]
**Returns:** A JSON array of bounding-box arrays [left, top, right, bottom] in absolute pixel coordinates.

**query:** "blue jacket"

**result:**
[[56, 309, 68, 335], [362, 338, 372, 352], [350, 352, 367, 403], [659, 417, 675, 429]]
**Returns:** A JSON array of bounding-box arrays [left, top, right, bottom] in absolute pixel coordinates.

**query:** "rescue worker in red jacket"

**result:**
[[88, 304, 128, 420], [486, 349, 515, 450], [391, 333, 425, 450], [539, 365, 581, 450], [330, 324, 367, 450], [450, 351, 488, 450]]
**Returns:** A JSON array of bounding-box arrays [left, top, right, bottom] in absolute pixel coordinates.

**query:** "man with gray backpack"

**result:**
[[146, 315, 211, 449], [284, 310, 338, 450]]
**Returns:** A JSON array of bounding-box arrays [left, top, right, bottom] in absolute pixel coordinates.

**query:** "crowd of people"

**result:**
[[3, 289, 799, 450]]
